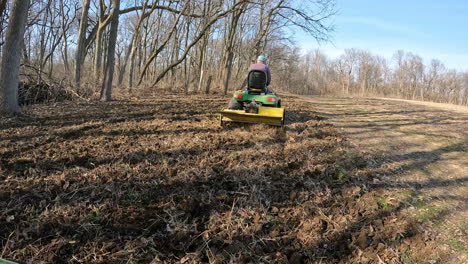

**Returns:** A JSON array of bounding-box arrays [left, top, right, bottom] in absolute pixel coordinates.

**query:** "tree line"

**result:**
[[278, 48, 468, 106]]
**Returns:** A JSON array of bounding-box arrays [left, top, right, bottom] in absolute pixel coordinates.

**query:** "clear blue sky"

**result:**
[[298, 0, 468, 70]]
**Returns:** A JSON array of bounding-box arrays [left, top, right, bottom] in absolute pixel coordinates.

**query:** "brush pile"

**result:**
[[18, 81, 73, 105]]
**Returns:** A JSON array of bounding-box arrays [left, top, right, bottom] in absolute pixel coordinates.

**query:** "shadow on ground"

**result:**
[[0, 95, 455, 263]]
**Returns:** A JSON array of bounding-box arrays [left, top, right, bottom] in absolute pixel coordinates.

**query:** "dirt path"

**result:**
[[306, 96, 468, 261]]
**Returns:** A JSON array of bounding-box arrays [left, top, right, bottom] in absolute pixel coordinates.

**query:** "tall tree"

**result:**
[[75, 0, 92, 88], [222, 1, 246, 94], [0, 0, 30, 114], [94, 0, 113, 81], [196, 0, 213, 92], [100, 0, 121, 101]]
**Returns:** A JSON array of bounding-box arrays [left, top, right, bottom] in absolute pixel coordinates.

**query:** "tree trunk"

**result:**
[[222, 4, 244, 94], [118, 32, 139, 86], [0, 0, 30, 114], [223, 51, 234, 94], [169, 25, 179, 89], [128, 39, 139, 88], [205, 75, 212, 94], [38, 1, 52, 72], [100, 0, 120, 101], [94, 27, 104, 80], [94, 0, 113, 82], [196, 0, 212, 93], [75, 0, 91, 88], [59, 0, 70, 72], [183, 18, 190, 94]]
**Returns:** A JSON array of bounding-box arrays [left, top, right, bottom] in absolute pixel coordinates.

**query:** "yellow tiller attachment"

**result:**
[[219, 107, 285, 126]]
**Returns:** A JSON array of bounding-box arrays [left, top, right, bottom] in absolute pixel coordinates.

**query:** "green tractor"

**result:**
[[220, 70, 285, 126]]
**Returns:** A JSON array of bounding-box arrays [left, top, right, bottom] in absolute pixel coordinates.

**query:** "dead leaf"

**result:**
[[6, 215, 15, 222]]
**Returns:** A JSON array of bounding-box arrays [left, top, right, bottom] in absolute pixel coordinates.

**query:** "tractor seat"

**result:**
[[247, 70, 268, 94]]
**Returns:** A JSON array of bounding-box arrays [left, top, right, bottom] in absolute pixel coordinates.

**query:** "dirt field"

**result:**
[[306, 96, 468, 263], [0, 94, 463, 263]]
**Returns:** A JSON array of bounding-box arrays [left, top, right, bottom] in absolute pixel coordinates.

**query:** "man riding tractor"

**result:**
[[220, 55, 284, 126], [228, 55, 280, 110]]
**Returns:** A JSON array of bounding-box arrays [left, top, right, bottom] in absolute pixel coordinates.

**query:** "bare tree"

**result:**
[[75, 0, 92, 88], [117, 0, 154, 87], [100, 0, 121, 101], [150, 1, 247, 87], [59, 0, 77, 72], [94, 0, 115, 81], [196, 0, 213, 92], [221, 1, 246, 94], [137, 3, 188, 86]]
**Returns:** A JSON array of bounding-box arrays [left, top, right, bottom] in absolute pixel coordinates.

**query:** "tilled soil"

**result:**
[[0, 94, 441, 263]]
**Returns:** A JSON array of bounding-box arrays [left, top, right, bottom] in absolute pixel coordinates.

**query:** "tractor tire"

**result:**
[[228, 99, 243, 110], [277, 100, 282, 108]]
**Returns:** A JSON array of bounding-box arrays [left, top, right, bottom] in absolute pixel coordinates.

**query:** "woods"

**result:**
[[283, 49, 468, 106], [0, 0, 467, 109], [0, 0, 335, 113]]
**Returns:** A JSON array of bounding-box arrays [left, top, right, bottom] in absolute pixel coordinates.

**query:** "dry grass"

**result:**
[[0, 94, 447, 263]]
